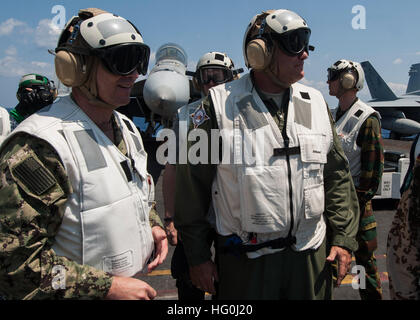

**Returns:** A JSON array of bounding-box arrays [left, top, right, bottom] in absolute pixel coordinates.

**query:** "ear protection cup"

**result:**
[[246, 37, 273, 71], [55, 50, 88, 87], [340, 70, 357, 90]]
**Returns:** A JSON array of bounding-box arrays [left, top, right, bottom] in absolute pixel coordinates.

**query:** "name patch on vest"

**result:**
[[103, 250, 134, 274], [342, 116, 360, 135], [236, 95, 268, 130], [74, 130, 107, 172], [293, 96, 312, 130]]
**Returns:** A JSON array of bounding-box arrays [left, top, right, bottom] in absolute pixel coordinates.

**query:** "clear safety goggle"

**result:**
[[199, 66, 233, 85], [271, 28, 311, 56], [94, 43, 150, 76]]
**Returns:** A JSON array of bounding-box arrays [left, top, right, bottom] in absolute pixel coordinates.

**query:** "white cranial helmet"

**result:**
[[243, 9, 311, 69], [196, 51, 234, 71], [328, 59, 365, 91]]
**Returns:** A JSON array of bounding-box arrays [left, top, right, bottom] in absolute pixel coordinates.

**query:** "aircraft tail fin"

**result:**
[[406, 63, 420, 94], [360, 61, 398, 101]]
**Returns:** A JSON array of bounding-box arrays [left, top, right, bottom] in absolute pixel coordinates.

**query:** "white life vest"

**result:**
[[9, 96, 155, 277], [0, 106, 11, 146], [332, 99, 380, 187], [209, 73, 333, 257]]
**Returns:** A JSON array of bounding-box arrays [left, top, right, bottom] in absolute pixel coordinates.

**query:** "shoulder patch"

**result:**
[[191, 105, 210, 129], [12, 156, 57, 196]]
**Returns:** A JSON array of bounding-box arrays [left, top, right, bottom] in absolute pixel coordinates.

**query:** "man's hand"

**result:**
[[164, 220, 178, 246], [189, 260, 218, 295], [326, 246, 352, 287], [105, 277, 157, 300], [147, 226, 168, 273]]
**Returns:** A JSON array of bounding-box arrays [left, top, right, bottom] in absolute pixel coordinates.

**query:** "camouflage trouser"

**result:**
[[386, 162, 420, 300], [354, 200, 383, 300]]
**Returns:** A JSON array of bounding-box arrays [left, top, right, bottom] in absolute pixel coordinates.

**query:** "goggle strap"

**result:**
[[233, 68, 244, 77], [186, 70, 197, 77]]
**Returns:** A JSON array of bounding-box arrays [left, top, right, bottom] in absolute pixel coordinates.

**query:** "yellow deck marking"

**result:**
[[147, 269, 172, 276]]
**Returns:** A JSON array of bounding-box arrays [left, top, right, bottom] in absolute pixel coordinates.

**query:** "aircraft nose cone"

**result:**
[[154, 86, 176, 109], [144, 82, 178, 118]]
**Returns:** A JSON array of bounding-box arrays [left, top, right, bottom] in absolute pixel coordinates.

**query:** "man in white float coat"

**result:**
[[0, 8, 167, 300], [174, 9, 359, 299]]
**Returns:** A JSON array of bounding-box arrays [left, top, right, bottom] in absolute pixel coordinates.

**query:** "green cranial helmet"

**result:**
[[16, 73, 57, 102], [18, 73, 49, 88]]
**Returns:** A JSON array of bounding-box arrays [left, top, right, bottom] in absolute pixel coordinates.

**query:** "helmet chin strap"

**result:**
[[77, 57, 117, 110]]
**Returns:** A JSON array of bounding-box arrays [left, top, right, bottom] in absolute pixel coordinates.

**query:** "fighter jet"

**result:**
[[116, 43, 201, 182], [143, 43, 193, 120], [118, 43, 201, 129], [361, 61, 420, 138]]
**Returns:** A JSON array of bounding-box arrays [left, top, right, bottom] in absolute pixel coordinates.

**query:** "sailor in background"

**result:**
[[9, 73, 58, 131], [328, 59, 384, 300], [163, 51, 241, 300]]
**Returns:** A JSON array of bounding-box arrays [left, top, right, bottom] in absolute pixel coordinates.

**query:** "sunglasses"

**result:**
[[94, 43, 150, 76], [270, 28, 311, 56], [199, 67, 234, 85]]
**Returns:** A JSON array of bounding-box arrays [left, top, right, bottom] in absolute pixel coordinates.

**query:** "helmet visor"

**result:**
[[272, 28, 311, 56], [199, 67, 233, 85], [327, 68, 341, 82], [95, 43, 150, 76]]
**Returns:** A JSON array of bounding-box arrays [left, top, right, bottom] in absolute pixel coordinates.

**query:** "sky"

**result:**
[[0, 0, 419, 109]]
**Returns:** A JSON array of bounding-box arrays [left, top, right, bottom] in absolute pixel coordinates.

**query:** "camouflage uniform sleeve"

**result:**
[[356, 115, 384, 205], [323, 110, 360, 253], [0, 133, 113, 300], [149, 206, 164, 229], [174, 96, 218, 266]]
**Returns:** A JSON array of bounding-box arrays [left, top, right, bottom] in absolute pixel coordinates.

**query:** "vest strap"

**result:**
[[221, 234, 297, 256], [273, 146, 301, 157], [120, 160, 133, 182]]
